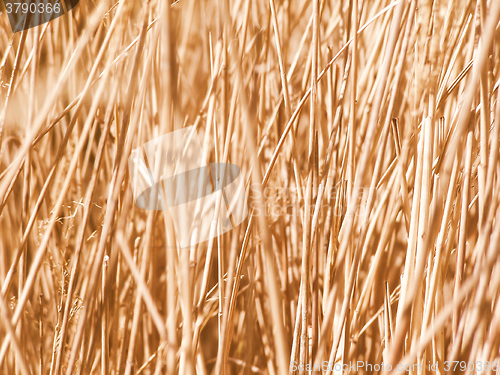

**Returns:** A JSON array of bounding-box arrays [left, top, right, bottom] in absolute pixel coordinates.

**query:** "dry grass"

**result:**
[[0, 0, 500, 374]]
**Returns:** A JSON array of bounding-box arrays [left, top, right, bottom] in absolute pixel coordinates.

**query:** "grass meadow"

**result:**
[[0, 0, 499, 374]]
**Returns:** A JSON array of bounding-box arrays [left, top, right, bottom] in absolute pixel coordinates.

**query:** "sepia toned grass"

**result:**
[[0, 0, 499, 374]]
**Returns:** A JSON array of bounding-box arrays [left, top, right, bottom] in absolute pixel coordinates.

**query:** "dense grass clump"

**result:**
[[0, 0, 499, 374]]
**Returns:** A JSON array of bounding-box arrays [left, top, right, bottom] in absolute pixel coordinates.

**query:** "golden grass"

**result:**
[[0, 0, 499, 374]]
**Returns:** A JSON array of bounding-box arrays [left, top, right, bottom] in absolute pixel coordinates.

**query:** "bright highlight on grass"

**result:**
[[0, 0, 499, 374]]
